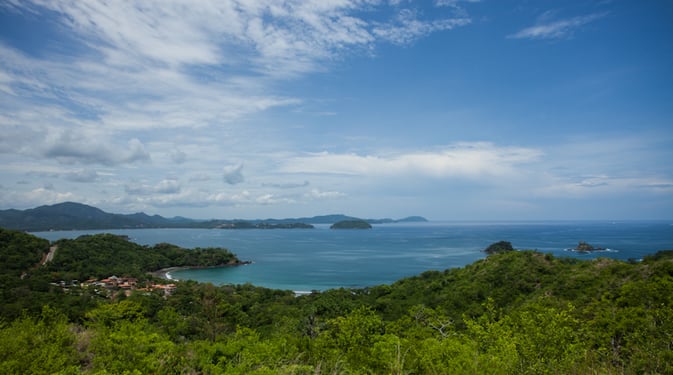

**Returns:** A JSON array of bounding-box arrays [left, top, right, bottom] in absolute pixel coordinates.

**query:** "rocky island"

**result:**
[[330, 220, 372, 229], [574, 241, 605, 252]]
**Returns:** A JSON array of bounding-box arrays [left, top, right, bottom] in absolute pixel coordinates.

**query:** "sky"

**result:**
[[0, 0, 671, 221]]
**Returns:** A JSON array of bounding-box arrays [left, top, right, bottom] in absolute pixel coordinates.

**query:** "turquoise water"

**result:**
[[33, 221, 673, 292]]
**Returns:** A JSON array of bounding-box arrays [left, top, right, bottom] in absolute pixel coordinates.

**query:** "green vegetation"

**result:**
[[1, 227, 672, 374], [484, 240, 514, 254], [0, 228, 241, 320], [330, 220, 373, 229], [44, 233, 242, 281]]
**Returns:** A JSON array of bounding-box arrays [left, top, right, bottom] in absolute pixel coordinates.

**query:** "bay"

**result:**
[[33, 220, 673, 292]]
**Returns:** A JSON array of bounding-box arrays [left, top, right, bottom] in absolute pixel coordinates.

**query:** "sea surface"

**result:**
[[33, 221, 673, 292]]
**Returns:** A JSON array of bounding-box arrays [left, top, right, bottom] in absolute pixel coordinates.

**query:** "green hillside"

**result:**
[[0, 227, 671, 374], [44, 233, 242, 281]]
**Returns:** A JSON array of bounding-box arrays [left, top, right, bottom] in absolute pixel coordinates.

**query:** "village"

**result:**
[[51, 276, 177, 298]]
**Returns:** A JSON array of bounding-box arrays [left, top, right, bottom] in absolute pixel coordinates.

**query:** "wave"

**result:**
[[564, 248, 619, 253]]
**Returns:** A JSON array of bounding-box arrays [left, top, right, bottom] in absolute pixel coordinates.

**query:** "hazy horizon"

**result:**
[[1, 1, 671, 221]]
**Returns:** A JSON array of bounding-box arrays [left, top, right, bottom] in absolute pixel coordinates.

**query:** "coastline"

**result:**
[[149, 261, 252, 281]]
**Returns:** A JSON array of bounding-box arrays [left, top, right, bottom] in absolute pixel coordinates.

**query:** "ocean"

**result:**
[[33, 221, 673, 292]]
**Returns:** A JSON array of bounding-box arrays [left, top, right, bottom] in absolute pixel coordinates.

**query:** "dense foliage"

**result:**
[[1, 228, 672, 374], [0, 229, 240, 321], [45, 234, 241, 281]]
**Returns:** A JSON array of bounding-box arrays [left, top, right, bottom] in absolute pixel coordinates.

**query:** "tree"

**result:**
[[0, 306, 80, 374]]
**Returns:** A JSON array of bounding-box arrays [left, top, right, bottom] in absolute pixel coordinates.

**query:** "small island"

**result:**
[[330, 220, 372, 229], [574, 241, 604, 252]]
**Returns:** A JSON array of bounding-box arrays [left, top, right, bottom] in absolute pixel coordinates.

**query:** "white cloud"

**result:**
[[373, 8, 470, 45], [280, 142, 542, 179], [256, 193, 295, 205], [20, 0, 470, 77], [436, 0, 480, 6], [509, 12, 608, 40], [43, 131, 150, 166], [306, 189, 346, 199], [0, 0, 473, 177], [206, 189, 294, 207]]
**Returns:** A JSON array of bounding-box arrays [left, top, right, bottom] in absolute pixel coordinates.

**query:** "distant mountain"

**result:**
[[254, 214, 428, 225], [0, 202, 427, 231], [0, 202, 190, 231], [367, 216, 428, 224]]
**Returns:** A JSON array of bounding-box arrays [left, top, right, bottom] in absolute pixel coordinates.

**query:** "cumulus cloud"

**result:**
[[280, 143, 542, 179], [223, 164, 245, 185], [43, 130, 150, 166], [509, 11, 607, 40]]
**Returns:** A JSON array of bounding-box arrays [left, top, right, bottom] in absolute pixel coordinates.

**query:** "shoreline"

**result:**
[[149, 261, 252, 280]]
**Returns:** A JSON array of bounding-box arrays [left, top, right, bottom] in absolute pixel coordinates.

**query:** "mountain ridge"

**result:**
[[0, 202, 427, 231]]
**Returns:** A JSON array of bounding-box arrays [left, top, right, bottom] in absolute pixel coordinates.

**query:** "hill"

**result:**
[[0, 227, 671, 374], [0, 202, 186, 231], [0, 202, 427, 231]]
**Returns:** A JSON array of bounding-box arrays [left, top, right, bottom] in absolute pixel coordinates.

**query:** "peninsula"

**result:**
[[330, 220, 372, 229], [215, 222, 314, 229]]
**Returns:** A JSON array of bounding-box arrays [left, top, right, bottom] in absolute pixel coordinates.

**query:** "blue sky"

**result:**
[[0, 0, 671, 220]]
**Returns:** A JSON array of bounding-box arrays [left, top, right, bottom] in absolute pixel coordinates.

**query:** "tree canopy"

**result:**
[[1, 227, 672, 374]]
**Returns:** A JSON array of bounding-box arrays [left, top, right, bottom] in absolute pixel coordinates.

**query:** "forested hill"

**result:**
[[0, 202, 187, 231], [0, 228, 243, 318], [0, 201, 427, 231], [0, 227, 671, 374]]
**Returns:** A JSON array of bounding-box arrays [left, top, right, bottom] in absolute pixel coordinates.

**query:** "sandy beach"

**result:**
[[149, 261, 252, 280]]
